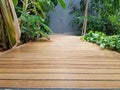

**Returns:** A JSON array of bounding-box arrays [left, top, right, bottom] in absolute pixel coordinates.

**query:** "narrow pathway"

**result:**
[[0, 35, 120, 88]]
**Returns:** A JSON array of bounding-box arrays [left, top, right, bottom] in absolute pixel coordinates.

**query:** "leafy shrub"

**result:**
[[20, 13, 52, 42], [14, 0, 66, 43], [84, 31, 120, 52]]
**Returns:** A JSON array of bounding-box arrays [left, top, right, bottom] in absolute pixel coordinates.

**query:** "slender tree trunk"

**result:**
[[82, 0, 89, 35]]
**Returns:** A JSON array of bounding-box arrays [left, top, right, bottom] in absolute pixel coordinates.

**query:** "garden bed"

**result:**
[[84, 31, 120, 52]]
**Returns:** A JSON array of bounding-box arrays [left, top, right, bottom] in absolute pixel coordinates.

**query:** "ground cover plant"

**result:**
[[84, 31, 120, 52]]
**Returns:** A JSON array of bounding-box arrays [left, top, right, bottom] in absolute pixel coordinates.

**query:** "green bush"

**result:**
[[84, 31, 120, 52], [20, 13, 52, 42], [14, 0, 66, 43]]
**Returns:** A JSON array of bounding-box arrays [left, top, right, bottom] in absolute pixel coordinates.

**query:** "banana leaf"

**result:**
[[0, 0, 21, 49], [58, 0, 66, 9]]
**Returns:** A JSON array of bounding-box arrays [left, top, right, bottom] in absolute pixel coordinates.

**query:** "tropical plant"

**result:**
[[14, 0, 66, 42], [0, 0, 66, 51], [20, 12, 52, 42], [84, 31, 120, 52], [0, 0, 21, 51], [15, 0, 66, 18]]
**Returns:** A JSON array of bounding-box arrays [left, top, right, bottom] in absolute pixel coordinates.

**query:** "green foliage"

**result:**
[[69, 0, 120, 35], [20, 12, 52, 42], [14, 0, 66, 42], [84, 31, 120, 52], [16, 0, 66, 18], [58, 0, 66, 9], [15, 0, 53, 42]]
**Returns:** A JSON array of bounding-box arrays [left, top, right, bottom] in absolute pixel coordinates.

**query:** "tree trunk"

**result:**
[[82, 0, 89, 35]]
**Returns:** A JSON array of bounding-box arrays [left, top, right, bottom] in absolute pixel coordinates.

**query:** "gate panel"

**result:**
[[50, 0, 80, 34]]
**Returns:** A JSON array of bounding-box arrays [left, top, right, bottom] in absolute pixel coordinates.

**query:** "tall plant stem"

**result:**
[[8, 0, 21, 44], [82, 0, 89, 36], [0, 0, 21, 49]]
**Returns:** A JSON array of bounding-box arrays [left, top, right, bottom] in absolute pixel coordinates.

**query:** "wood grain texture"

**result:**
[[0, 34, 120, 88]]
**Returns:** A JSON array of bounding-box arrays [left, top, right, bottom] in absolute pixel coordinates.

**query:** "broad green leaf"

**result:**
[[58, 0, 66, 9]]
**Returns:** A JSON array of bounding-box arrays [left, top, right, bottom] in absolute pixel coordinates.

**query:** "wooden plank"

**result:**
[[10, 52, 114, 56], [0, 64, 120, 69], [1, 58, 120, 61], [0, 74, 120, 80], [0, 44, 27, 56], [1, 59, 120, 62], [0, 80, 120, 88], [0, 69, 120, 74], [0, 61, 120, 64]]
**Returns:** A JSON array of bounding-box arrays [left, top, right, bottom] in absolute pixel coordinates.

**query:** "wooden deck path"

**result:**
[[0, 35, 120, 89]]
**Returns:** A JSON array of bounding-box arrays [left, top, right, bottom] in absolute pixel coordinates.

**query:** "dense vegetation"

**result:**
[[15, 0, 66, 43], [69, 0, 120, 35], [69, 0, 120, 52], [84, 31, 120, 52], [0, 0, 66, 51]]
